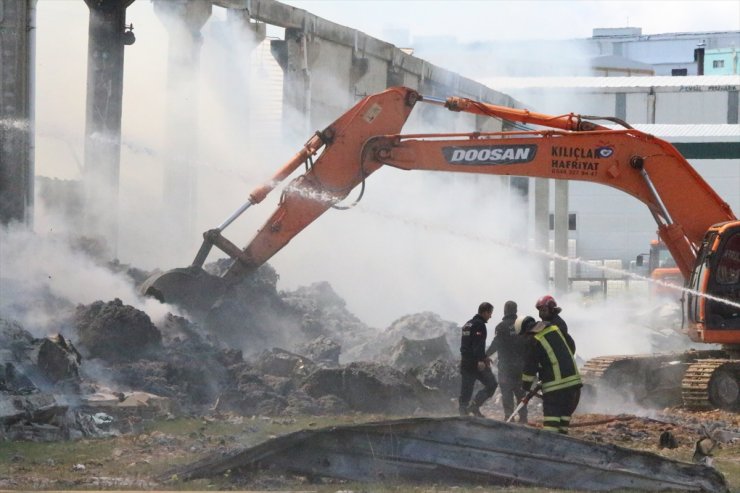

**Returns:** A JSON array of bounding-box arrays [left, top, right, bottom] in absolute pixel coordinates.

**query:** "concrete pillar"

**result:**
[[271, 27, 316, 137], [0, 0, 35, 226], [227, 9, 266, 44], [647, 88, 656, 124], [225, 9, 265, 154], [386, 65, 405, 88], [534, 178, 550, 286], [350, 53, 369, 94], [553, 179, 569, 293], [83, 0, 135, 252], [154, 0, 211, 255]]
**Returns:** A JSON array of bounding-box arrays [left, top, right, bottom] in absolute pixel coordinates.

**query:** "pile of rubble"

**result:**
[[1, 262, 462, 441]]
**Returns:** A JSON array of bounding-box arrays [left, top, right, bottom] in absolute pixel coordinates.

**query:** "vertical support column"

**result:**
[[154, 0, 211, 255], [647, 87, 656, 124], [226, 8, 265, 154], [386, 65, 404, 88], [615, 92, 626, 121], [227, 9, 266, 46], [534, 178, 550, 286], [274, 27, 313, 137], [0, 0, 35, 226], [83, 0, 134, 252], [508, 176, 529, 243], [349, 53, 369, 95], [728, 90, 739, 125], [553, 179, 569, 293]]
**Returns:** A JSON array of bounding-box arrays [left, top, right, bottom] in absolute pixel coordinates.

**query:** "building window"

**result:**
[[549, 213, 577, 231], [672, 68, 688, 76], [713, 60, 725, 68]]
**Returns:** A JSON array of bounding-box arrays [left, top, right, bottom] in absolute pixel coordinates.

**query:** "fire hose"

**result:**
[[506, 382, 542, 423]]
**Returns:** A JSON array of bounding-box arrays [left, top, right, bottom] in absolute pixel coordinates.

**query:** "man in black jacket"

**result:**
[[486, 301, 527, 423], [459, 302, 498, 417]]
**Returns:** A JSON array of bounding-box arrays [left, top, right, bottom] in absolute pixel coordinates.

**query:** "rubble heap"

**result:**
[[1, 265, 467, 441]]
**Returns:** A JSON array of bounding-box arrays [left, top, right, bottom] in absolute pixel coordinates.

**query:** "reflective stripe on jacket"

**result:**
[[522, 324, 581, 393]]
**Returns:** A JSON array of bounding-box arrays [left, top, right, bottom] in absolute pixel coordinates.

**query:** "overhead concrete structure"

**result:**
[[0, 0, 36, 226], [216, 0, 521, 130], [82, 0, 135, 253]]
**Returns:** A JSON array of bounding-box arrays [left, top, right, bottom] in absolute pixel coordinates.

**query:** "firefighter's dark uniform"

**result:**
[[486, 313, 527, 422], [522, 322, 581, 434], [459, 313, 498, 414], [550, 313, 576, 354]]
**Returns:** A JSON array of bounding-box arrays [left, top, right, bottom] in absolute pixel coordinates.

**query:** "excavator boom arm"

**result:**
[[223, 87, 734, 281], [370, 129, 734, 277]]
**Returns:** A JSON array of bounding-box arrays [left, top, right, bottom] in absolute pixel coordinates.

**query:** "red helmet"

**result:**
[[535, 295, 557, 310]]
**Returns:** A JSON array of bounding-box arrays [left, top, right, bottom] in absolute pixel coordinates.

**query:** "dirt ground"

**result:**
[[2, 264, 738, 491], [1, 407, 738, 492]]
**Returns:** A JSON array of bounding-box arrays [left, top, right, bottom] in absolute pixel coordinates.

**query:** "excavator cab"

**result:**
[[686, 221, 740, 341], [636, 240, 683, 300]]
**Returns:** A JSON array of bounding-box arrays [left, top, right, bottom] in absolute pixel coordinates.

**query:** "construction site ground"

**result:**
[[2, 408, 738, 492], [2, 265, 739, 491]]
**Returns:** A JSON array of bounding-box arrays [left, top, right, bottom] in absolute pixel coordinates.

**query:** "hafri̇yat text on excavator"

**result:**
[[142, 86, 740, 411]]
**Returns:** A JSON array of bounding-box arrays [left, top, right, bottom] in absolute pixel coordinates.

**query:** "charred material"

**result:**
[[294, 335, 341, 366], [387, 334, 454, 370], [301, 361, 449, 414], [75, 298, 162, 362], [173, 416, 729, 492]]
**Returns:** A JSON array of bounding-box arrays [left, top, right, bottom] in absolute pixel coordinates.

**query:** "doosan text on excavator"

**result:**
[[141, 86, 740, 412]]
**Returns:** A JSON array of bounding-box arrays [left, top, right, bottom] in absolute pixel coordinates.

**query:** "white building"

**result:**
[[482, 75, 740, 271]]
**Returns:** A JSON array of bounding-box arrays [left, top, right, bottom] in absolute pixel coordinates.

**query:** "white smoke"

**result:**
[[0, 222, 174, 336], [29, 1, 698, 359]]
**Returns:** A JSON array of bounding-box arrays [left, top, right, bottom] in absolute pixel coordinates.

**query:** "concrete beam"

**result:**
[[226, 8, 266, 45], [0, 0, 36, 226], [213, 0, 520, 106]]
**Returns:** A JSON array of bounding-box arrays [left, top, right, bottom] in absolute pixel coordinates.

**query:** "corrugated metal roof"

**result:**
[[482, 75, 740, 89], [608, 124, 740, 142]]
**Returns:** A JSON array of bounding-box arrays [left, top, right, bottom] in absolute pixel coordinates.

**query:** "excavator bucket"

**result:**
[[140, 266, 227, 315]]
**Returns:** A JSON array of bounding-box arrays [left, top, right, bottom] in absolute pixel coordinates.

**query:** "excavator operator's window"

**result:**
[[707, 231, 740, 328], [716, 233, 740, 285]]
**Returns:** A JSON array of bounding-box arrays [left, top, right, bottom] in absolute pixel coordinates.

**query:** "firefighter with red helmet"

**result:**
[[535, 295, 575, 353], [515, 314, 582, 434]]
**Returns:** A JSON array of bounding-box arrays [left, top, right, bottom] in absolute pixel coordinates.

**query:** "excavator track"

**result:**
[[682, 359, 740, 410], [582, 350, 739, 411], [580, 354, 685, 406], [581, 356, 632, 383]]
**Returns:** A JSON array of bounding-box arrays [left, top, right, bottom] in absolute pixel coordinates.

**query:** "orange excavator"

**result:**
[[142, 86, 740, 411], [637, 239, 684, 299]]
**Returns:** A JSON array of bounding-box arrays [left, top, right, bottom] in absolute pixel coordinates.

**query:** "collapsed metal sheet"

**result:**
[[174, 416, 729, 492]]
